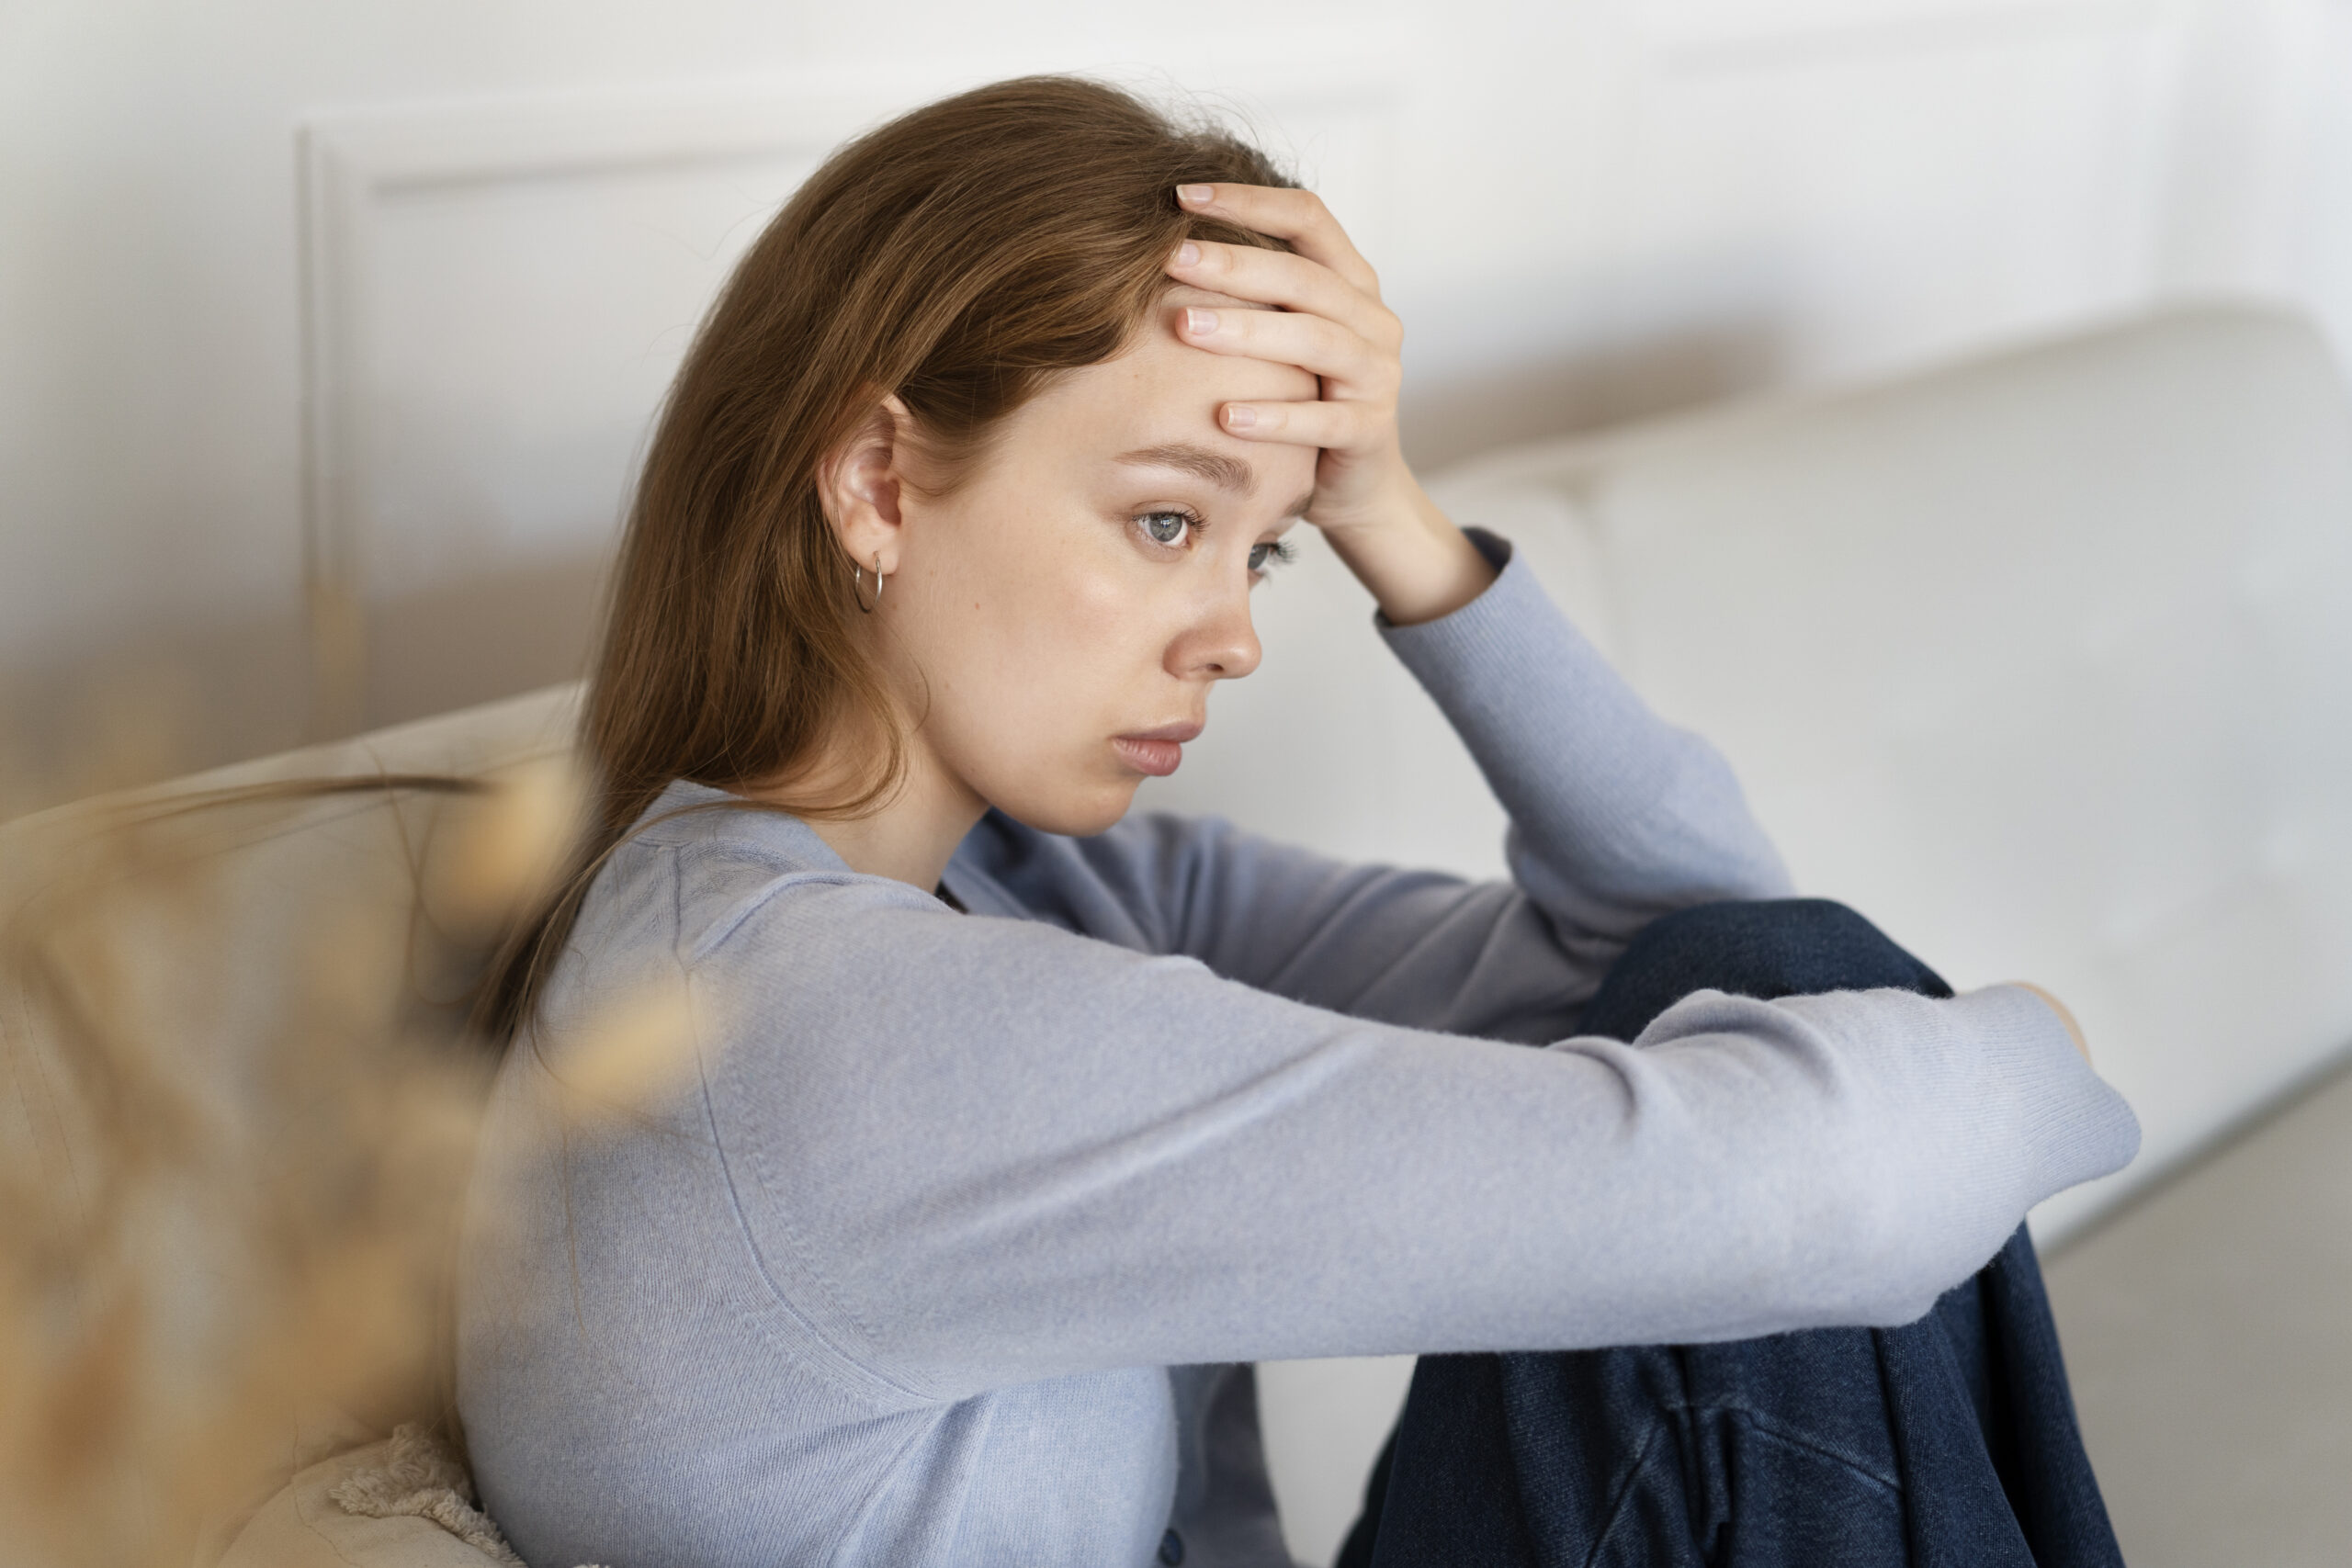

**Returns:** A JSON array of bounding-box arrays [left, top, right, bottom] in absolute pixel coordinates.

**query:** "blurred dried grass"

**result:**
[[0, 708, 685, 1567]]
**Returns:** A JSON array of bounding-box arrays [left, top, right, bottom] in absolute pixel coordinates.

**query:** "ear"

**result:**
[[816, 394, 916, 575]]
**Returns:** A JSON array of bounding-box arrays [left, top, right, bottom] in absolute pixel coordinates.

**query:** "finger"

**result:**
[[1177, 304, 1393, 393], [1178, 183, 1378, 297], [2010, 981, 2092, 1064], [1167, 240, 1399, 349], [1215, 398, 1382, 450]]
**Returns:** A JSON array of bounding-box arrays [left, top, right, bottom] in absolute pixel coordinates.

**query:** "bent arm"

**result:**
[[1381, 528, 1794, 952], [697, 885, 2137, 1401], [950, 530, 1792, 1035]]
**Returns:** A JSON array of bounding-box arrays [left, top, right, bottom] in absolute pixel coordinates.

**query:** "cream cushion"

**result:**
[[2, 682, 582, 1234], [216, 1422, 522, 1568], [1, 690, 582, 1568]]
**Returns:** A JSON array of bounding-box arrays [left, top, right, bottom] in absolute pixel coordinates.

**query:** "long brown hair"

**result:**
[[475, 76, 1295, 1044]]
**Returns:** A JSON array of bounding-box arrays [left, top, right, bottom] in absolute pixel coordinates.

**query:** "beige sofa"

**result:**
[[6, 301, 2347, 1567]]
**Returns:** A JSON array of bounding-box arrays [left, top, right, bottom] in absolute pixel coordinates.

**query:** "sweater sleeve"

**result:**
[[949, 530, 1793, 1040], [689, 872, 2139, 1402]]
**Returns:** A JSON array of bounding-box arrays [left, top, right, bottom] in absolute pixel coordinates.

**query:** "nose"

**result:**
[[1169, 576, 1262, 682]]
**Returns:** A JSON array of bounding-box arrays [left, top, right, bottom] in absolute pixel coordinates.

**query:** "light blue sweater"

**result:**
[[456, 536, 2139, 1568]]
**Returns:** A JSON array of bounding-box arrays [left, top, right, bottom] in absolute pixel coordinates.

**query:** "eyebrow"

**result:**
[[1116, 443, 1255, 493], [1116, 443, 1317, 519]]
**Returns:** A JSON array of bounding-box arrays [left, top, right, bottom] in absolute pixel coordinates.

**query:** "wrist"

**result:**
[[1321, 477, 1495, 626]]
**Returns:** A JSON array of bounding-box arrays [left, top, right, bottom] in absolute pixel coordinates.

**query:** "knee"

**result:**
[[1585, 898, 1951, 1040], [1624, 899, 1917, 991], [1634, 897, 1879, 960]]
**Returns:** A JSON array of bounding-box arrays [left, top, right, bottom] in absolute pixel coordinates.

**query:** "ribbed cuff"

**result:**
[[1951, 983, 2143, 1205], [1374, 526, 1553, 675]]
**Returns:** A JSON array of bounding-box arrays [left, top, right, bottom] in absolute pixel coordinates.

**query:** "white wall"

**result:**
[[6, 0, 2352, 804]]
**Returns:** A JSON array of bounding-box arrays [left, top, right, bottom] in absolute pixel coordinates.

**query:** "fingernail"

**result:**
[[1224, 404, 1257, 430], [1173, 242, 1200, 267], [1185, 307, 1218, 336], [1179, 184, 1215, 206]]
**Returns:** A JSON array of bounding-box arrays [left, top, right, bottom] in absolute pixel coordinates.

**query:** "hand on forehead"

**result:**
[[1152, 285, 1318, 412], [1161, 282, 1277, 314]]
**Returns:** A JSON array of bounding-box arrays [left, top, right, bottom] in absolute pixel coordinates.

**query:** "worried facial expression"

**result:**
[[873, 289, 1319, 837]]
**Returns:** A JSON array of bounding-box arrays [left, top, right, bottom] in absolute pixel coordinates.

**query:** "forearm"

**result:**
[[1381, 530, 1793, 933], [735, 898, 2139, 1388]]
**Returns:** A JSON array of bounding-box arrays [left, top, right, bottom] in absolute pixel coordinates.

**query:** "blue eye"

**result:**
[[1249, 539, 1298, 574], [1138, 511, 1191, 547]]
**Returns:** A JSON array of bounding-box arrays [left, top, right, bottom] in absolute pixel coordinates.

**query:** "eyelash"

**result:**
[[1132, 509, 1299, 576]]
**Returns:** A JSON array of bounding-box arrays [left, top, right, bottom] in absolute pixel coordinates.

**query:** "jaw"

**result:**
[[997, 769, 1145, 839]]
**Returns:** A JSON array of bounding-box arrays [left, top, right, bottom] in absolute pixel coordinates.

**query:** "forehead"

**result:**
[[1015, 289, 1320, 449]]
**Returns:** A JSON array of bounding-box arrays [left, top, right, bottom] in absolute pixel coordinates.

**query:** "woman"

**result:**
[[456, 77, 2139, 1568]]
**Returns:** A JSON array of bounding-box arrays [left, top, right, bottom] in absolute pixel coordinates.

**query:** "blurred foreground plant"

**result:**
[[0, 738, 692, 1568]]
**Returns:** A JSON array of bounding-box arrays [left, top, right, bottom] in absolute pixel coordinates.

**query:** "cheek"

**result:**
[[920, 547, 1172, 832], [908, 523, 1154, 750]]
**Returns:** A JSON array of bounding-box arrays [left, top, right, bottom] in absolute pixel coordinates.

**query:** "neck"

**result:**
[[773, 728, 986, 893]]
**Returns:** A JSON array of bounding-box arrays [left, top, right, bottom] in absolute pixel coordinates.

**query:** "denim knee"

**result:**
[[1623, 897, 1886, 967], [1580, 898, 1951, 1042]]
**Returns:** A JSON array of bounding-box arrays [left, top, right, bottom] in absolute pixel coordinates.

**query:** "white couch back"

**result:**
[[1149, 300, 2352, 1241]]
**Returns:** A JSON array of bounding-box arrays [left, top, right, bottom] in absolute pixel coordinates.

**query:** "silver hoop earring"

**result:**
[[852, 551, 884, 615]]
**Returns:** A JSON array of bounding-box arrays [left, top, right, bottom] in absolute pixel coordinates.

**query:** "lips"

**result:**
[[1113, 720, 1203, 778]]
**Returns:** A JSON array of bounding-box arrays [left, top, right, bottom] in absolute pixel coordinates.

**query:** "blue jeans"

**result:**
[[1335, 900, 2122, 1568]]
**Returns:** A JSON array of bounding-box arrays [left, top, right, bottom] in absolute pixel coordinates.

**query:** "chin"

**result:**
[[991, 774, 1142, 840]]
